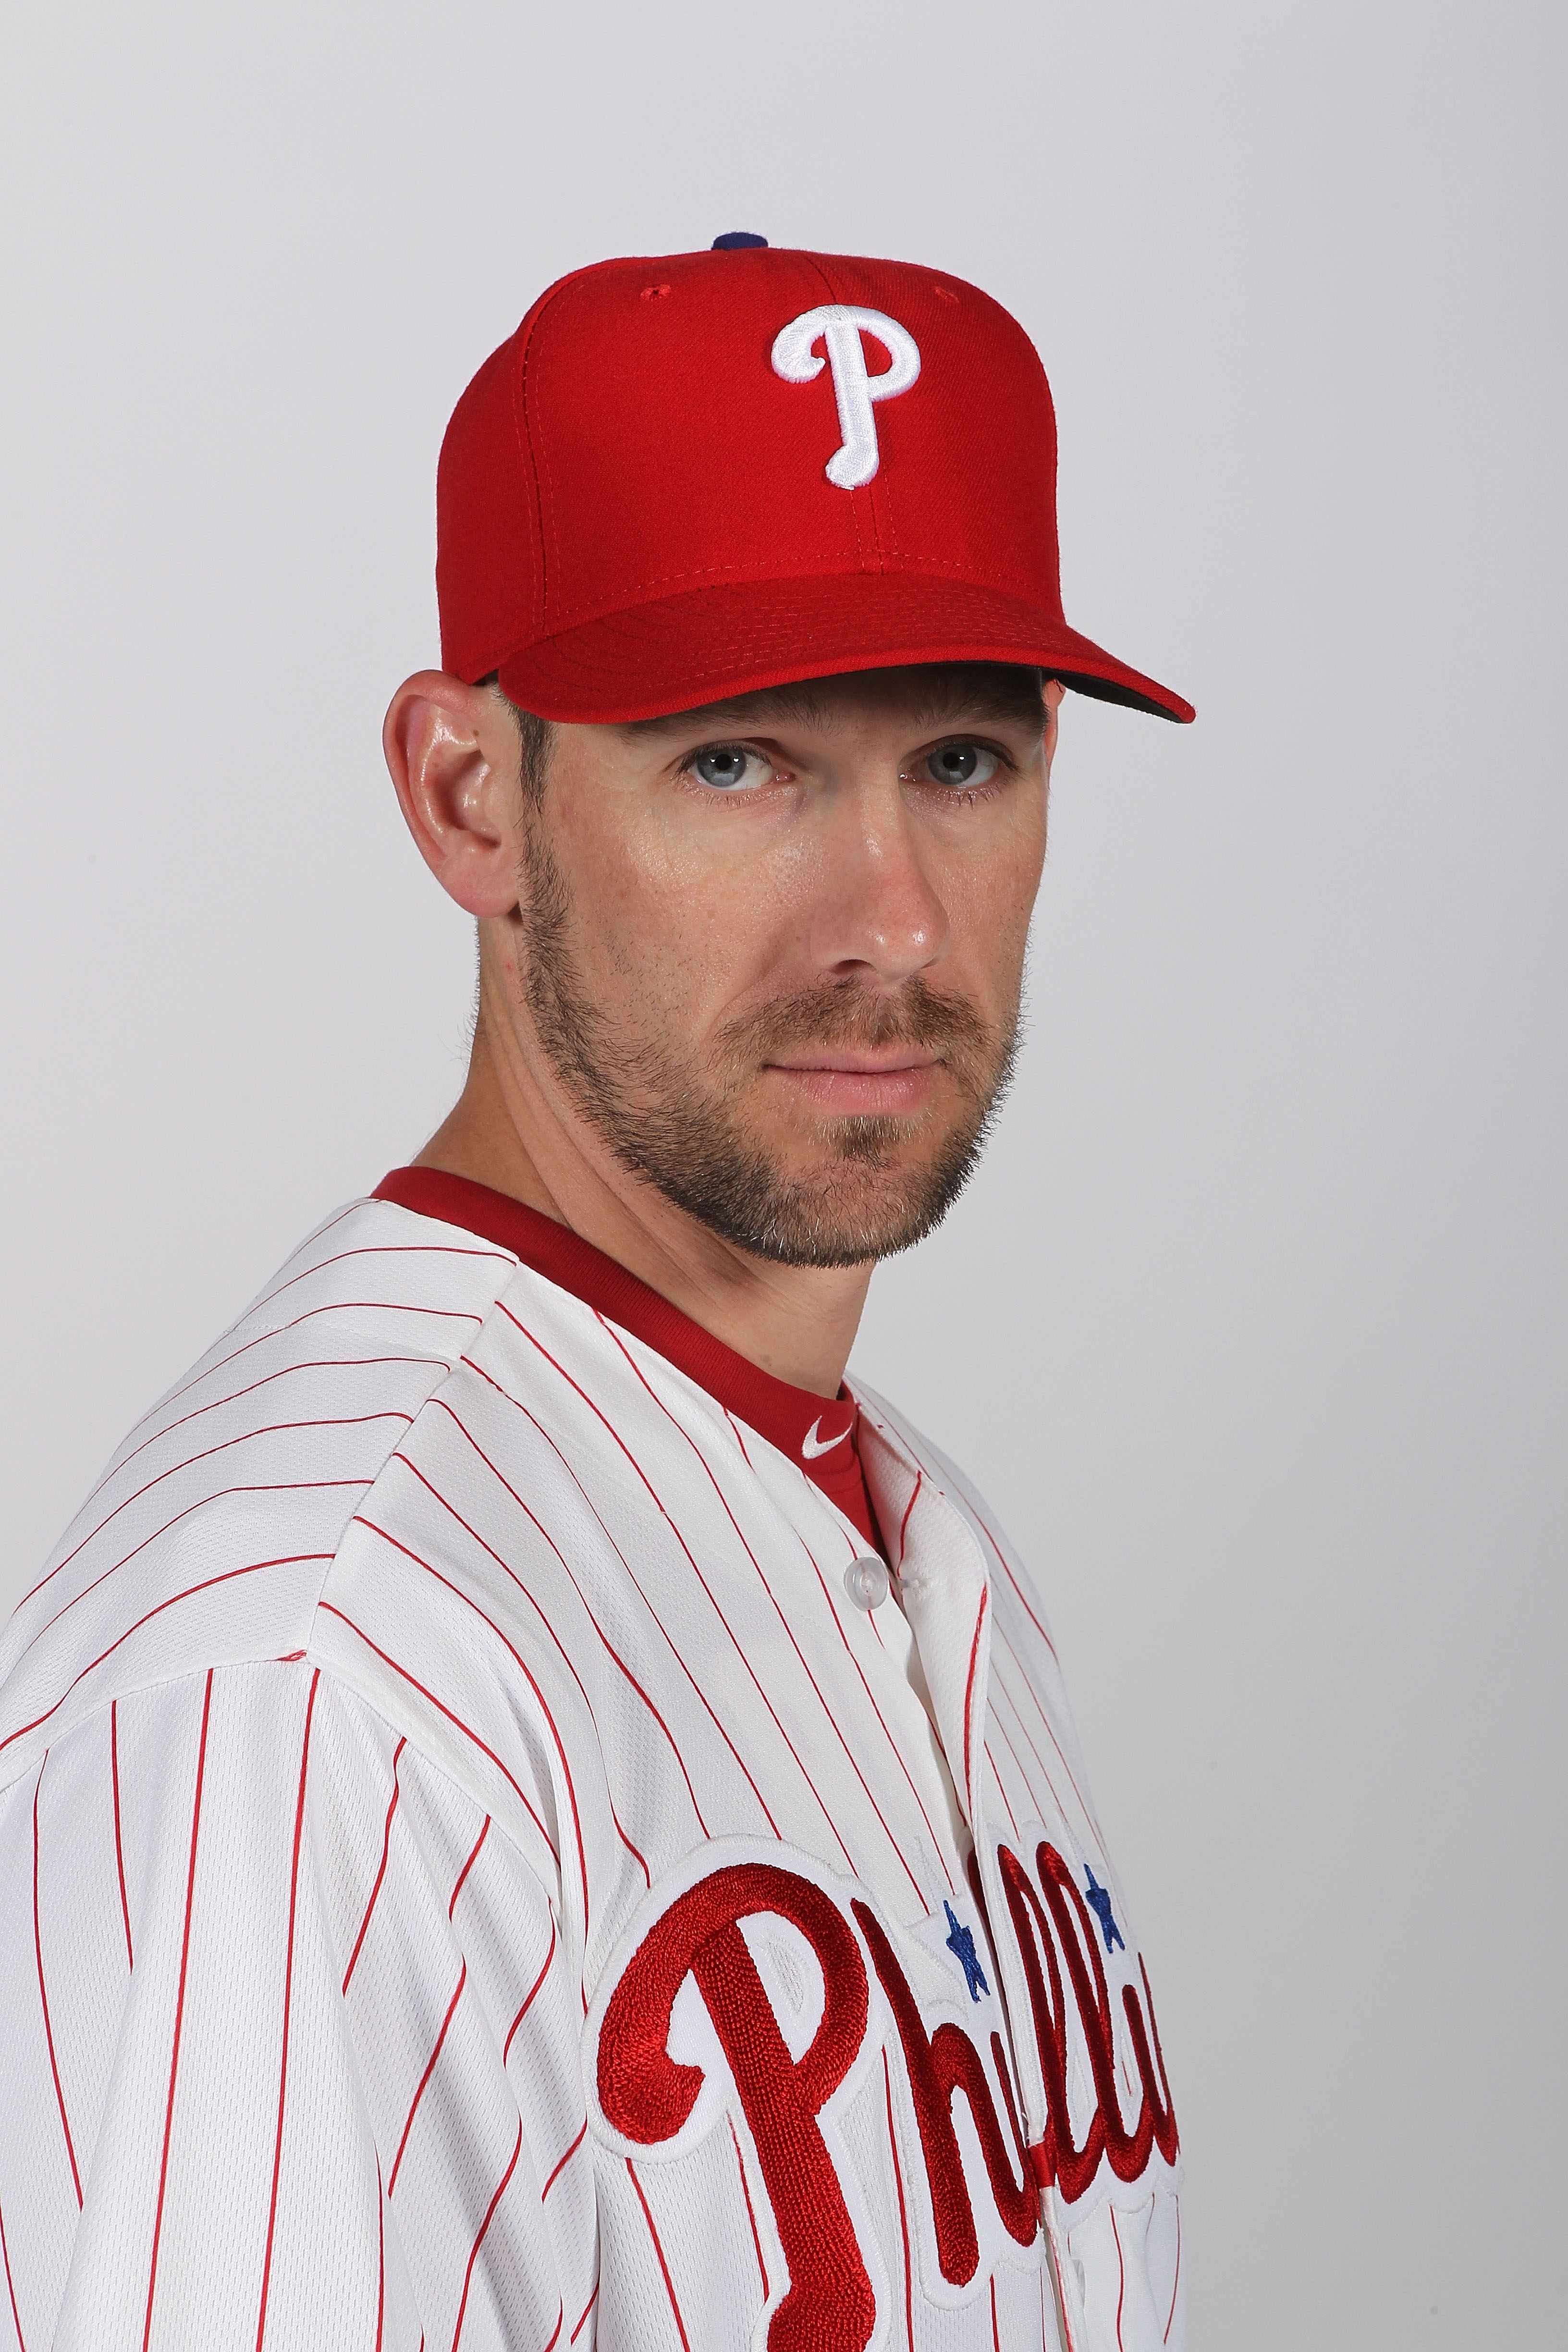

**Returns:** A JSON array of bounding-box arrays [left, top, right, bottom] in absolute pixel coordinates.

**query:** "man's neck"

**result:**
[[413, 1025, 873, 1399]]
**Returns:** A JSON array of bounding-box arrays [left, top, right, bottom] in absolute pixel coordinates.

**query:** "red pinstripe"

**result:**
[[243, 1242, 513, 1324], [31, 1757, 81, 2207], [416, 1401, 712, 1837], [254, 1290, 485, 1335], [615, 1337, 921, 1889], [111, 1699, 134, 1969], [243, 1197, 414, 1277], [107, 1199, 372, 1444], [449, 2120, 528, 2352], [986, 1742, 1022, 1838], [727, 2117, 769, 2300], [895, 1472, 923, 1568], [349, 1520, 582, 1918], [263, 1294, 485, 1332], [882, 2052, 913, 2352], [171, 1296, 486, 1402], [1005, 1694, 1068, 1831], [986, 1660, 1073, 1826], [77, 1356, 442, 1519], [988, 1640, 1101, 1846], [987, 1707, 1042, 1827], [375, 2156, 386, 2352], [796, 1531, 956, 1893], [626, 2161, 691, 2352], [395, 1432, 611, 1733], [105, 1334, 285, 1464], [343, 1736, 407, 1994], [1, 1555, 335, 1761], [317, 1602, 558, 1862], [990, 2274, 1001, 2351], [570, 2285, 598, 2341], [91, 1280, 480, 1506], [585, 1321, 862, 1878], [959, 1495, 1061, 1667], [733, 1511, 926, 1888], [388, 1961, 466, 2198], [142, 1669, 214, 2352], [962, 1587, 989, 1799], [462, 1355, 774, 1834], [540, 2118, 588, 2202], [203, 1200, 375, 1326], [36, 1414, 411, 1607], [19, 1483, 364, 1667], [448, 1818, 490, 1918], [1164, 2197, 1182, 2342], [1111, 2205, 1127, 2350], [0, 2197, 25, 2352], [503, 1914, 558, 2064], [378, 1433, 658, 1922], [255, 1670, 321, 2352], [612, 1811, 652, 1886]]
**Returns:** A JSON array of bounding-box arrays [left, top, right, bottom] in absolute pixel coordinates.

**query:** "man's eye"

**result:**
[[922, 742, 1001, 789], [689, 745, 764, 790]]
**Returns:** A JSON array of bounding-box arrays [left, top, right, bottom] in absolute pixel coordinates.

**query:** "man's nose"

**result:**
[[806, 791, 951, 983]]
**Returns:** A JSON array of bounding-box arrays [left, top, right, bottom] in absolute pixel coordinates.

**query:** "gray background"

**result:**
[[2, 1, 1563, 2342]]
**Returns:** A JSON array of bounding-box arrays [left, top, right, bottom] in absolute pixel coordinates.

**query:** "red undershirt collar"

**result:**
[[372, 1167, 885, 1558]]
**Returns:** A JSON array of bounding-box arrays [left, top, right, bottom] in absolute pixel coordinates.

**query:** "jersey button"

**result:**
[[843, 1555, 890, 1610]]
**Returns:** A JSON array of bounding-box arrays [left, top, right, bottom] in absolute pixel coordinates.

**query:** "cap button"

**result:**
[[711, 231, 768, 250]]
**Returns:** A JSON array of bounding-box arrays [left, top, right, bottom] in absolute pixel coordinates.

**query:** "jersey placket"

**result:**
[[859, 1415, 1078, 2342]]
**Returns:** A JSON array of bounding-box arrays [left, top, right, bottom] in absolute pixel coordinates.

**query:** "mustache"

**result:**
[[716, 976, 996, 1070]]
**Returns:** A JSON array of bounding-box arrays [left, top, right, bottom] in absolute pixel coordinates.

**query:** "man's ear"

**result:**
[[1043, 676, 1065, 776], [383, 671, 524, 918]]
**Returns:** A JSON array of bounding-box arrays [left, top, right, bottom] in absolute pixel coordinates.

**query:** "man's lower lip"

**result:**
[[765, 1065, 940, 1113]]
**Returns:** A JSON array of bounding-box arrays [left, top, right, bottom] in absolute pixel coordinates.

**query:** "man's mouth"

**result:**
[[766, 1049, 940, 1075], [762, 1050, 943, 1115]]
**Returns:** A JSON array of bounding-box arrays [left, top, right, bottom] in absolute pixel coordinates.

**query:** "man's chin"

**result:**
[[664, 1142, 984, 1270]]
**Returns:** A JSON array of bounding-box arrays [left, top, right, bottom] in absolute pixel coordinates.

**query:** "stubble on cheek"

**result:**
[[513, 811, 1026, 1266]]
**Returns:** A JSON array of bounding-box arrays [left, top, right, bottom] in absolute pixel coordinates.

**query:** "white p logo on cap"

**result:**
[[771, 305, 921, 489]]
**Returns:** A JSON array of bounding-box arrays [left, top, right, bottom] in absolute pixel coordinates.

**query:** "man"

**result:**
[[0, 238, 1193, 2352]]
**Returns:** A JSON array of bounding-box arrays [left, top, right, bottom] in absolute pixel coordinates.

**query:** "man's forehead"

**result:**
[[615, 662, 1047, 742]]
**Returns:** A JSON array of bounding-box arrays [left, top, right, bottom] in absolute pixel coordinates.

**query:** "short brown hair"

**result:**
[[477, 674, 553, 803]]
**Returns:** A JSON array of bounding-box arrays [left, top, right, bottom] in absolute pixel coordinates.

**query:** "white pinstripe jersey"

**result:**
[[0, 1180, 1185, 2352]]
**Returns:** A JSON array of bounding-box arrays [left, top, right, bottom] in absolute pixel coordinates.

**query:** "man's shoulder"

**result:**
[[0, 1191, 524, 1790]]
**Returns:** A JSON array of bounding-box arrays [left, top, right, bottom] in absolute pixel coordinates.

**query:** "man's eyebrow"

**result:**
[[902, 686, 1049, 731]]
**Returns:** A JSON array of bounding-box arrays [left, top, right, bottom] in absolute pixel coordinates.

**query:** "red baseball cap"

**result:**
[[436, 237, 1193, 726]]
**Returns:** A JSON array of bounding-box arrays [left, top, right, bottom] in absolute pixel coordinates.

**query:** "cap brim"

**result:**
[[493, 573, 1193, 725]]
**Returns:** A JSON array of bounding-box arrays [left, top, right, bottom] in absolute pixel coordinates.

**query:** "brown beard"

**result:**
[[516, 813, 1021, 1268]]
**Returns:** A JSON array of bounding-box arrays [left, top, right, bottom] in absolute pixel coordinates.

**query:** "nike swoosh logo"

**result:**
[[802, 1416, 852, 1460]]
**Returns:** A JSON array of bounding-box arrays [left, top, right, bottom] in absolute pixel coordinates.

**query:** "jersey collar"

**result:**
[[371, 1166, 869, 1517]]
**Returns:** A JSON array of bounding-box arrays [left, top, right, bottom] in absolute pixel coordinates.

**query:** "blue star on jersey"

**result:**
[[943, 1901, 990, 2001], [1083, 1866, 1126, 1954]]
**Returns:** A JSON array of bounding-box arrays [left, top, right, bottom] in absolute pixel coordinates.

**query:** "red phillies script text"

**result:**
[[594, 1844, 1179, 2352]]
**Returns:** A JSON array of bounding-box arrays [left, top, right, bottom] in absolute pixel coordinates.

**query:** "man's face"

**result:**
[[504, 663, 1055, 1267]]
